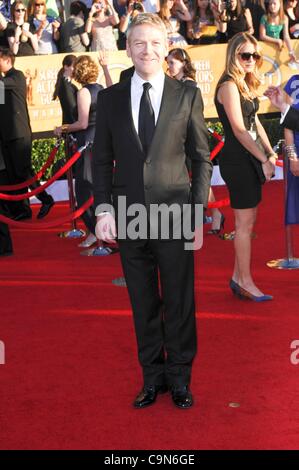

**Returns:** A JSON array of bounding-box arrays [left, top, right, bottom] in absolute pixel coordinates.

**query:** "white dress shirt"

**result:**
[[280, 104, 290, 124], [130, 70, 165, 135]]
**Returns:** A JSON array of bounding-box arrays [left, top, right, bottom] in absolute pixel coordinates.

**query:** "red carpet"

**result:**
[[0, 180, 299, 450]]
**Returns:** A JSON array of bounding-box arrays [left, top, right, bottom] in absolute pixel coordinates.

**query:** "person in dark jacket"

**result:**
[[0, 47, 54, 220]]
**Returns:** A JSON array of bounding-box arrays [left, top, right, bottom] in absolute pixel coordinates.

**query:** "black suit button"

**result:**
[[145, 158, 151, 164]]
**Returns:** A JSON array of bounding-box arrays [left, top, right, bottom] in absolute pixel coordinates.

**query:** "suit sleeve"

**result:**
[[185, 88, 213, 208], [282, 107, 299, 132], [0, 70, 24, 90], [92, 90, 114, 212]]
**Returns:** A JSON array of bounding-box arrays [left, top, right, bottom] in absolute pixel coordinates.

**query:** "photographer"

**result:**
[[119, 0, 145, 35], [214, 0, 254, 41], [85, 0, 119, 51]]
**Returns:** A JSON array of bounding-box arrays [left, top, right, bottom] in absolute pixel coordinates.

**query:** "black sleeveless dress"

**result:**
[[215, 79, 263, 209], [75, 83, 103, 234]]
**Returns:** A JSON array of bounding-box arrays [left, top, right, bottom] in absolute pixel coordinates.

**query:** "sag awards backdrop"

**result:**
[[14, 40, 299, 134]]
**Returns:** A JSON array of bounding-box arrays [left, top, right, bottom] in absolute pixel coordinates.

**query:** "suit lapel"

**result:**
[[117, 78, 144, 156], [149, 76, 181, 158]]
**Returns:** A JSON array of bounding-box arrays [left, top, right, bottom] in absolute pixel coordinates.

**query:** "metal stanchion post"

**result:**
[[58, 133, 85, 239], [267, 141, 299, 269]]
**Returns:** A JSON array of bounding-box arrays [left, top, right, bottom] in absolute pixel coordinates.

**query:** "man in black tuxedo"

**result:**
[[0, 47, 54, 220], [92, 14, 212, 409]]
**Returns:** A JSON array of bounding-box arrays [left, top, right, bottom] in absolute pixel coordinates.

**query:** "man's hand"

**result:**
[[264, 86, 288, 113], [95, 212, 117, 244]]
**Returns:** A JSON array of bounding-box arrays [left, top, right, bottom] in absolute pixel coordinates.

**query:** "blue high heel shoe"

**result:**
[[207, 214, 225, 235], [230, 280, 273, 302]]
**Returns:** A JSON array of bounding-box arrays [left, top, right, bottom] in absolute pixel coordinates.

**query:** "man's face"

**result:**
[[0, 56, 12, 74], [127, 24, 168, 80]]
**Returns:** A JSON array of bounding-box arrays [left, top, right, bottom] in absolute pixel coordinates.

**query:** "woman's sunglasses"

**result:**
[[238, 52, 261, 61], [15, 8, 26, 12]]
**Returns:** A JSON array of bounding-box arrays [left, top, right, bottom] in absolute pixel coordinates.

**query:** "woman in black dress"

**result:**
[[54, 55, 112, 252], [215, 32, 276, 301]]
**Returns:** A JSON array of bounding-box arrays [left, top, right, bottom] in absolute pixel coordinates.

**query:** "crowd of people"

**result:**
[[0, 0, 299, 63]]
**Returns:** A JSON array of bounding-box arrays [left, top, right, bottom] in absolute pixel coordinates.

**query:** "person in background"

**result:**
[[245, 0, 265, 40], [158, 0, 191, 47], [215, 32, 276, 301], [85, 0, 119, 51], [27, 0, 60, 54], [59, 0, 89, 52], [0, 47, 55, 220], [6, 1, 38, 55], [52, 54, 78, 125], [284, 0, 299, 39], [259, 0, 298, 63], [187, 0, 219, 45], [54, 54, 113, 251], [216, 0, 254, 41]]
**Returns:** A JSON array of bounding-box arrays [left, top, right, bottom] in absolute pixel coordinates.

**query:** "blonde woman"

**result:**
[[215, 32, 276, 301]]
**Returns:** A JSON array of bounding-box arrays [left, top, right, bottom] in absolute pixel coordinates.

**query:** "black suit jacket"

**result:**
[[119, 66, 135, 82], [57, 77, 78, 124], [92, 75, 212, 234], [0, 67, 31, 142], [283, 107, 299, 132]]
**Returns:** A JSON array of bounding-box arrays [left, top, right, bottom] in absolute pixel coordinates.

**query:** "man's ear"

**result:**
[[126, 42, 132, 59]]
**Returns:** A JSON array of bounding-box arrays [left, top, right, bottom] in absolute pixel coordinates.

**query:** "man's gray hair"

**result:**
[[127, 13, 168, 44]]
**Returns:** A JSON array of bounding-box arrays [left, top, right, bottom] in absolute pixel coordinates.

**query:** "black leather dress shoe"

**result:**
[[37, 198, 55, 219], [171, 385, 193, 409], [133, 384, 168, 409]]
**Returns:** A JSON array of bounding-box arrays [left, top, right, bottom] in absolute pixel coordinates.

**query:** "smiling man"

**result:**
[[92, 13, 212, 409]]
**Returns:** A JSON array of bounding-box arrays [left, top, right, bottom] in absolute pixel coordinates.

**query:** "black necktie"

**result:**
[[138, 82, 155, 155]]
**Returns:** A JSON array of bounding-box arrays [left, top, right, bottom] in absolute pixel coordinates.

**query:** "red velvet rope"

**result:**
[[0, 146, 85, 201], [0, 143, 60, 191], [0, 196, 93, 228]]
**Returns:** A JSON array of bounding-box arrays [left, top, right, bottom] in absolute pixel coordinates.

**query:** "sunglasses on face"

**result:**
[[35, 3, 45, 6], [15, 8, 26, 12], [238, 52, 261, 61]]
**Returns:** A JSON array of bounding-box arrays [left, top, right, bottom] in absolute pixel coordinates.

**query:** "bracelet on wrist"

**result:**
[[267, 152, 278, 160], [285, 144, 298, 160], [61, 124, 69, 133]]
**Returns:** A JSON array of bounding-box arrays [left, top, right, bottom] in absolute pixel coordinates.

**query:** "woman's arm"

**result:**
[[255, 114, 278, 165], [98, 51, 113, 88], [106, 0, 120, 26], [218, 81, 274, 178], [174, 0, 192, 21], [283, 16, 298, 61], [55, 88, 91, 134], [244, 8, 254, 35], [0, 12, 7, 31]]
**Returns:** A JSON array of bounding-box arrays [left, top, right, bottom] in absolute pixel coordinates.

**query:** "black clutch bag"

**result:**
[[247, 135, 266, 184], [248, 153, 266, 184]]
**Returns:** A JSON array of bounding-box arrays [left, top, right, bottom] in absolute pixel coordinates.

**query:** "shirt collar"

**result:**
[[132, 69, 165, 93]]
